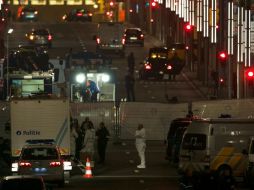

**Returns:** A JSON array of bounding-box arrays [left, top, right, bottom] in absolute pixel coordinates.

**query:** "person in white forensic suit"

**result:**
[[135, 124, 146, 169]]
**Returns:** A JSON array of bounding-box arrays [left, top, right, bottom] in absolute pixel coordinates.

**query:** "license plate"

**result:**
[[163, 74, 169, 79], [130, 37, 137, 40]]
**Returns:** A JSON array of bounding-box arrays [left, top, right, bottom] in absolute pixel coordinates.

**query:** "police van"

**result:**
[[179, 118, 254, 180]]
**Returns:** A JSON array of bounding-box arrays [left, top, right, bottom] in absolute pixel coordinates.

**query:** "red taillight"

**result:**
[[96, 38, 101, 44], [140, 34, 144, 38], [49, 161, 61, 167], [19, 162, 32, 167], [48, 35, 52, 40], [76, 13, 83, 17], [167, 65, 172, 70], [122, 38, 125, 45], [145, 64, 152, 70]]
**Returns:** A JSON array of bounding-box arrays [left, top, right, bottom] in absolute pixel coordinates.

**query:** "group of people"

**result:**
[[70, 117, 110, 165], [70, 117, 147, 169]]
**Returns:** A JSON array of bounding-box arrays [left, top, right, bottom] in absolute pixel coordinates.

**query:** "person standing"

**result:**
[[96, 122, 110, 164], [135, 124, 146, 169], [127, 52, 135, 74], [70, 123, 78, 161], [80, 121, 96, 165], [125, 71, 135, 102]]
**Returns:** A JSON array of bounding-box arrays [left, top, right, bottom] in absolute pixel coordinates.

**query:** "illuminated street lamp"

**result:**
[[6, 28, 13, 99]]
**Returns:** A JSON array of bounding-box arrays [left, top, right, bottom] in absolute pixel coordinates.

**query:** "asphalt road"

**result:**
[[7, 20, 206, 103]]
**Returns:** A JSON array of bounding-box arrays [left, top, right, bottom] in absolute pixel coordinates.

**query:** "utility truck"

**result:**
[[179, 118, 254, 181], [10, 97, 70, 158]]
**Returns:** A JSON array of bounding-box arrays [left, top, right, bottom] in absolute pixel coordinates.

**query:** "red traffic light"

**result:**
[[184, 23, 193, 32], [109, 1, 114, 6], [219, 77, 224, 83], [218, 51, 227, 61], [151, 0, 158, 7]]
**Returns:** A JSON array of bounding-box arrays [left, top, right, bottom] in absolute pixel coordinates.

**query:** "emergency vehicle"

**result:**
[[179, 118, 254, 180]]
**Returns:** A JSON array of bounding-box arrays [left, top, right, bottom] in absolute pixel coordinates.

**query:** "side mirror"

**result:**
[[92, 35, 97, 40]]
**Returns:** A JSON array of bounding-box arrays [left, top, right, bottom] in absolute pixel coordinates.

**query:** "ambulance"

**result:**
[[179, 118, 254, 180]]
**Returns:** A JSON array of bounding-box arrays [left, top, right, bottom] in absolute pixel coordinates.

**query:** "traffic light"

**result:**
[[245, 67, 254, 80], [218, 51, 227, 61], [184, 23, 193, 33], [151, 0, 158, 8], [109, 1, 114, 7]]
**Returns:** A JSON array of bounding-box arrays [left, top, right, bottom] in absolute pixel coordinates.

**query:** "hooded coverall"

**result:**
[[135, 128, 146, 167]]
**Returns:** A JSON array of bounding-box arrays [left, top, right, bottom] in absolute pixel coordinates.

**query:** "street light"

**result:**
[[6, 28, 13, 99]]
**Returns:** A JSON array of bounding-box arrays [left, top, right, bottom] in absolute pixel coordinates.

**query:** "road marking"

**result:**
[[88, 175, 180, 179]]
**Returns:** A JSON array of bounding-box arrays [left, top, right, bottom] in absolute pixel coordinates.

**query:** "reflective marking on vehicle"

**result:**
[[228, 154, 242, 170], [210, 147, 234, 170]]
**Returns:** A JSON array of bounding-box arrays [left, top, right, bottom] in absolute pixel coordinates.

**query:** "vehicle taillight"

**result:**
[[145, 64, 152, 70], [48, 35, 52, 40], [122, 38, 125, 45], [140, 34, 144, 38], [49, 161, 61, 167], [96, 38, 101, 44], [76, 13, 82, 17], [29, 35, 34, 40], [19, 162, 32, 167], [167, 65, 172, 70]]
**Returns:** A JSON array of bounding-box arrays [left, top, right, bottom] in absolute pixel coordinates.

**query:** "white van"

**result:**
[[179, 118, 254, 180], [95, 22, 125, 57]]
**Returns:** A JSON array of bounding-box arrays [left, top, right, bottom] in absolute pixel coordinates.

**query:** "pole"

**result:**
[[6, 33, 9, 99]]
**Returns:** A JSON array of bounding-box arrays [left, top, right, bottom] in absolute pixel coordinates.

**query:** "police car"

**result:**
[[12, 139, 72, 187]]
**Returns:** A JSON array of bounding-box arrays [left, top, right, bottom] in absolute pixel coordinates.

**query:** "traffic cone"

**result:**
[[83, 157, 93, 178]]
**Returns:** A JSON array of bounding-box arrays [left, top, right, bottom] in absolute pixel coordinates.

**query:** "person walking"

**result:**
[[125, 71, 135, 102], [127, 52, 135, 74], [135, 124, 146, 169], [80, 121, 96, 165], [96, 122, 110, 164]]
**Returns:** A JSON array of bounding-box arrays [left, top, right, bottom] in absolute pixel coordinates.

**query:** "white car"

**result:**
[[12, 140, 72, 187]]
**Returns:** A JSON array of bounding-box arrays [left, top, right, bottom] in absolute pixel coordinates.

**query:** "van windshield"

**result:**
[[182, 134, 206, 150]]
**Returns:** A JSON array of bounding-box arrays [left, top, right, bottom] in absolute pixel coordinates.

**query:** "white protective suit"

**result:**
[[135, 127, 146, 167], [70, 127, 78, 156], [81, 128, 96, 158]]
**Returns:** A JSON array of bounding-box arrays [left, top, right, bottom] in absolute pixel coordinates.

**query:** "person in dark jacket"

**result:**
[[125, 71, 135, 102], [86, 80, 100, 102], [96, 122, 110, 164], [127, 52, 135, 74]]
